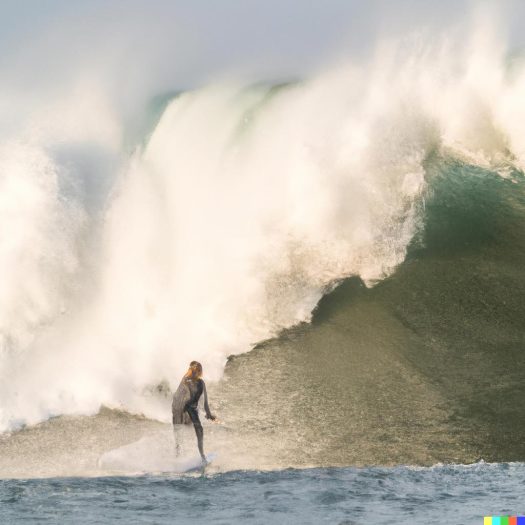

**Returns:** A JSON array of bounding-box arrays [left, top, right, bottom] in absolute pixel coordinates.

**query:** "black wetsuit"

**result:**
[[172, 377, 213, 458]]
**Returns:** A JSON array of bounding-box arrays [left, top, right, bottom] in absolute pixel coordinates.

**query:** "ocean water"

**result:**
[[2, 9, 525, 524], [1, 463, 524, 524]]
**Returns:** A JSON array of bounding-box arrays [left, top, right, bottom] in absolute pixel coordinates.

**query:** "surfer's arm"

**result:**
[[202, 381, 216, 420]]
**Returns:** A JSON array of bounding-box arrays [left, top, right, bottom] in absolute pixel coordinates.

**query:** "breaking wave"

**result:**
[[1, 24, 525, 434]]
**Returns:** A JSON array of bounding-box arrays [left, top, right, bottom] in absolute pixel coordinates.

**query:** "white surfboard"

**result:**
[[98, 435, 216, 474]]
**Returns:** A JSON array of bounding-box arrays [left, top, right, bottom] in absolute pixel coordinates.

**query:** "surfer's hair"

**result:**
[[185, 361, 203, 379]]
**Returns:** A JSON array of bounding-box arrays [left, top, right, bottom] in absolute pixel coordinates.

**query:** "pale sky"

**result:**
[[1, 1, 523, 84], [0, 0, 523, 121]]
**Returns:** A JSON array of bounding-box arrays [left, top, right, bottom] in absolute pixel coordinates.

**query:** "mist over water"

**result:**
[[0, 3, 525, 479]]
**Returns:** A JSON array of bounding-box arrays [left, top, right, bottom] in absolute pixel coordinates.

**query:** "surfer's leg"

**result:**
[[185, 407, 205, 460], [172, 424, 183, 457]]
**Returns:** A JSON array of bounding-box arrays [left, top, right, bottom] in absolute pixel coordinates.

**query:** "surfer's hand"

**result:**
[[206, 414, 216, 421]]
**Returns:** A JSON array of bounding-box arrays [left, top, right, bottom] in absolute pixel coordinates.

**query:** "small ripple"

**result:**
[[315, 490, 348, 505]]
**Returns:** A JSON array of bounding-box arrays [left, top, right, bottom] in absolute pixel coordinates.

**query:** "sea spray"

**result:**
[[0, 143, 83, 353], [1, 29, 525, 431]]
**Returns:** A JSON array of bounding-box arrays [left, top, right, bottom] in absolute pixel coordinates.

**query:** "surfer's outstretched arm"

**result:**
[[202, 381, 216, 420]]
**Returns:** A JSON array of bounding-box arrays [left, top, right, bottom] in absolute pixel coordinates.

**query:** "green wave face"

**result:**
[[218, 160, 525, 467]]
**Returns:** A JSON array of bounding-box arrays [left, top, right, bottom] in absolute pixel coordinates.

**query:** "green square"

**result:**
[[501, 518, 509, 525]]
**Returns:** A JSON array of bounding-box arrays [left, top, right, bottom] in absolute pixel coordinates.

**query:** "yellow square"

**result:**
[[484, 518, 492, 525]]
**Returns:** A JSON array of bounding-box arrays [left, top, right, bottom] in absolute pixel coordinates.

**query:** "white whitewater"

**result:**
[[1, 24, 525, 431], [98, 433, 216, 474]]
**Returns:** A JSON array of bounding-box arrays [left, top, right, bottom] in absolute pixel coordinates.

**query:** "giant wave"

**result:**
[[0, 23, 524, 470]]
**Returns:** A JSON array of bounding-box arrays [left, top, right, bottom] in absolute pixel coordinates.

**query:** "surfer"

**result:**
[[172, 361, 216, 462]]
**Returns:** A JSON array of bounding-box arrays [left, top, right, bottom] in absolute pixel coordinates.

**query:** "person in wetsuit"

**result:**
[[172, 361, 216, 462]]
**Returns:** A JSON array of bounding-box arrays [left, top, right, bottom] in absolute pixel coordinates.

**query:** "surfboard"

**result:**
[[97, 435, 217, 474], [177, 452, 217, 473]]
